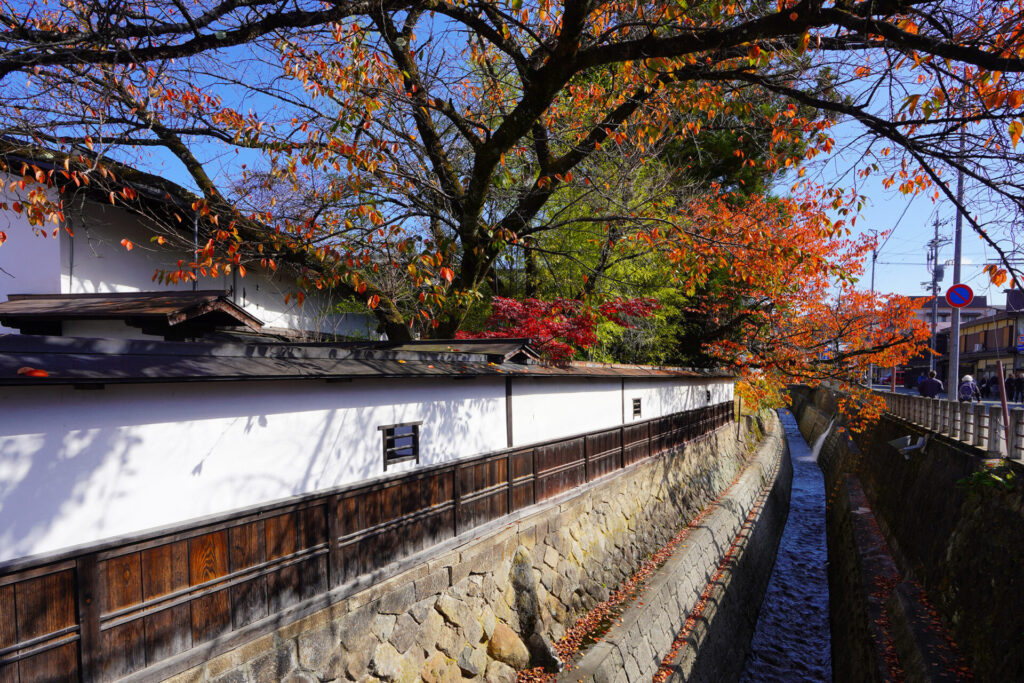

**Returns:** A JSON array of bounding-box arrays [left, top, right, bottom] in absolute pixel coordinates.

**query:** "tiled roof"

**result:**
[[0, 334, 731, 386]]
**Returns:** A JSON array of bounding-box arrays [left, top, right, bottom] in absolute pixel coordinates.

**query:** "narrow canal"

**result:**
[[740, 409, 832, 681]]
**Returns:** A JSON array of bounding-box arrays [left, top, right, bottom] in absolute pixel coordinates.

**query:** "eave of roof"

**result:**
[[959, 309, 1023, 329], [0, 334, 732, 386], [0, 291, 263, 335], [1, 137, 197, 212]]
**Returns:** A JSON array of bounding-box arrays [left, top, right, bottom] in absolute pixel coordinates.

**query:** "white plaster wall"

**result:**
[[60, 202, 378, 338], [234, 279, 378, 339], [508, 377, 733, 444], [61, 201, 193, 295], [0, 376, 507, 562], [623, 378, 734, 422], [0, 181, 63, 332], [510, 378, 623, 445]]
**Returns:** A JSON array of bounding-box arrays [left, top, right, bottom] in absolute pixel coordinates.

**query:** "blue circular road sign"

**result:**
[[945, 283, 974, 308]]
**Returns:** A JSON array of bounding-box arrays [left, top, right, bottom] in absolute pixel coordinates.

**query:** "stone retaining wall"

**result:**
[[159, 414, 762, 683], [563, 412, 789, 682]]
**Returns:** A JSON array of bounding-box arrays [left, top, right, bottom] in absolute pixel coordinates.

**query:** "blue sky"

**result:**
[[809, 117, 1013, 308]]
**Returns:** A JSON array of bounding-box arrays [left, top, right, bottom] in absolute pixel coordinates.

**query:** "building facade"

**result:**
[[0, 167, 376, 339]]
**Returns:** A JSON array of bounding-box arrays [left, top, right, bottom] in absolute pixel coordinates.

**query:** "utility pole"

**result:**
[[925, 221, 948, 373], [947, 132, 966, 403], [869, 245, 877, 385]]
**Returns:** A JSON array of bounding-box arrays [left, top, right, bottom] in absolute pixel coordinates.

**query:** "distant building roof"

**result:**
[[957, 307, 1024, 329], [0, 291, 263, 338], [1005, 289, 1024, 312], [0, 334, 730, 386], [916, 294, 990, 309]]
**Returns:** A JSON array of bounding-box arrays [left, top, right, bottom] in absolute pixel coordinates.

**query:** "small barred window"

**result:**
[[379, 421, 422, 470]]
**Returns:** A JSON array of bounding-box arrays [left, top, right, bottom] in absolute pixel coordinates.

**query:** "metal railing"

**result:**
[[874, 390, 1024, 460]]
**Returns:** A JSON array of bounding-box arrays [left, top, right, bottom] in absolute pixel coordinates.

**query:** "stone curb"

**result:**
[[665, 425, 793, 682], [837, 475, 968, 683], [561, 413, 787, 682]]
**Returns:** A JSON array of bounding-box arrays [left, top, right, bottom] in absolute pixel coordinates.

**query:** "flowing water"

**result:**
[[740, 409, 832, 681]]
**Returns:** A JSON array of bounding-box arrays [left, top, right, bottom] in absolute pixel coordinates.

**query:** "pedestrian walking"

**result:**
[[990, 373, 1003, 400], [958, 375, 981, 403], [918, 370, 944, 398]]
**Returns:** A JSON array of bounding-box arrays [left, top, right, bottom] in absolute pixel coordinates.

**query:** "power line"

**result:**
[[876, 261, 989, 266], [876, 195, 919, 253]]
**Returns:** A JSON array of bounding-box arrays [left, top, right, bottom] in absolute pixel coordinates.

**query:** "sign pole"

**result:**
[[948, 150, 965, 404], [999, 360, 1011, 458]]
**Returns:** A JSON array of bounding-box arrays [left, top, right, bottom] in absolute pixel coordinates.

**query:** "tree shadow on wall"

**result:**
[[0, 379, 502, 565]]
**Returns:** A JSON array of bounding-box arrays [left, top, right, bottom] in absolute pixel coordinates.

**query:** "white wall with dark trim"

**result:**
[[623, 377, 734, 422], [0, 374, 732, 563], [59, 201, 375, 338], [0, 376, 506, 562]]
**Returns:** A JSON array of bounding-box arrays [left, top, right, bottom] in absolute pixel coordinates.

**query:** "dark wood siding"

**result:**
[[0, 401, 732, 682], [456, 454, 510, 533], [534, 437, 586, 501], [586, 429, 621, 481]]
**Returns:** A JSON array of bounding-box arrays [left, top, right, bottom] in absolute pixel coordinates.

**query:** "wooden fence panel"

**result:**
[[0, 402, 732, 683], [0, 585, 17, 683], [265, 512, 302, 614], [18, 643, 78, 683], [228, 522, 269, 630], [623, 422, 650, 465], [534, 437, 586, 502], [586, 429, 621, 481], [456, 454, 509, 533], [11, 568, 79, 683], [337, 471, 456, 583], [420, 470, 456, 551], [297, 507, 328, 602], [654, 416, 674, 454], [187, 531, 231, 646], [509, 450, 535, 511], [99, 553, 145, 680], [140, 542, 191, 665]]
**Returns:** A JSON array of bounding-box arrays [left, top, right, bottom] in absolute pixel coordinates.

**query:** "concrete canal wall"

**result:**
[[791, 385, 1024, 682]]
